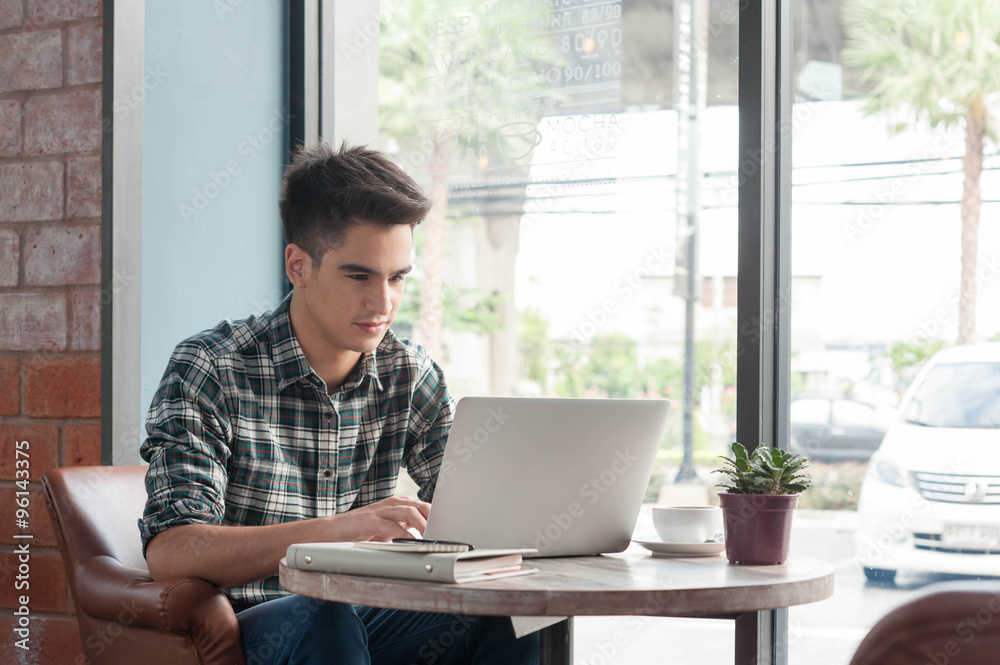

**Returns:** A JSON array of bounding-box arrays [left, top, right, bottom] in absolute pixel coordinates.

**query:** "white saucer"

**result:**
[[633, 540, 726, 557]]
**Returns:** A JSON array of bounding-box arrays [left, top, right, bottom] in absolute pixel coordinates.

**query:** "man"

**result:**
[[139, 142, 539, 664]]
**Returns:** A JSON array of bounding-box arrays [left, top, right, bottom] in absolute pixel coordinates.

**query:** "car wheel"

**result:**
[[863, 566, 896, 583]]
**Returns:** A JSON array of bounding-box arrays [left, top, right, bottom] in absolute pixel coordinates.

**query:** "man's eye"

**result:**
[[349, 274, 368, 281], [390, 275, 407, 282]]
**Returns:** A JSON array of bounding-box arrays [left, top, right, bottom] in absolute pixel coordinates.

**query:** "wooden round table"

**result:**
[[280, 548, 834, 665]]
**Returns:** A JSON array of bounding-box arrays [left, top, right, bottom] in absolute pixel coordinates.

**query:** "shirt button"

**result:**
[[323, 469, 333, 478], [323, 411, 333, 421]]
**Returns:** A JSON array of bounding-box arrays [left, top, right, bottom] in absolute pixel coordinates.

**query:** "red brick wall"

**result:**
[[1, 0, 104, 662]]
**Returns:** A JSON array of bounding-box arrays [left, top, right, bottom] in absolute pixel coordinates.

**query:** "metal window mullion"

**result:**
[[770, 0, 794, 657], [289, 0, 319, 152], [738, 0, 793, 663], [773, 0, 793, 453], [737, 0, 793, 450], [760, 0, 778, 449], [737, 0, 764, 452]]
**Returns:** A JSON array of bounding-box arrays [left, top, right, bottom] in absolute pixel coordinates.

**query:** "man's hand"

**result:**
[[328, 496, 431, 542]]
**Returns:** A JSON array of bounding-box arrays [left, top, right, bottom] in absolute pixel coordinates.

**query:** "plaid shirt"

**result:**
[[138, 293, 454, 606]]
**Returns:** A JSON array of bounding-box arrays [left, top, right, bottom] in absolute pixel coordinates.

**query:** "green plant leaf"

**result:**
[[714, 442, 813, 495]]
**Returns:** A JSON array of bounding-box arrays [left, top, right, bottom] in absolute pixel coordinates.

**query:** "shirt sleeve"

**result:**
[[402, 355, 455, 503], [138, 342, 233, 557]]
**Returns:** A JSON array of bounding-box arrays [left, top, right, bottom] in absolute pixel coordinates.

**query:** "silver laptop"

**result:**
[[422, 397, 671, 557]]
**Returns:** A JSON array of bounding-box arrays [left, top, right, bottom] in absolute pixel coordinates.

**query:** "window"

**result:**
[[371, 0, 742, 507], [790, 0, 1000, 662], [366, 0, 755, 660]]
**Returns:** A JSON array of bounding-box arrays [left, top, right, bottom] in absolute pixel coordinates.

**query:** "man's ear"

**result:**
[[285, 244, 313, 287]]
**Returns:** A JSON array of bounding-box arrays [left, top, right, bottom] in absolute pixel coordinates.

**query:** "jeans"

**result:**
[[238, 595, 541, 665]]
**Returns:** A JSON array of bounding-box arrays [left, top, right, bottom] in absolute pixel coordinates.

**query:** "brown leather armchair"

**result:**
[[42, 465, 246, 665], [850, 579, 1000, 665]]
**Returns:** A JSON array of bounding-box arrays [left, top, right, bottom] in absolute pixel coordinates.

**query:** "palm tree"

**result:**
[[842, 0, 1000, 344], [379, 0, 561, 359]]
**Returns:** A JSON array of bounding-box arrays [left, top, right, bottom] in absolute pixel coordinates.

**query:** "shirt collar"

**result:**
[[349, 344, 385, 393], [270, 294, 312, 391], [270, 292, 385, 393]]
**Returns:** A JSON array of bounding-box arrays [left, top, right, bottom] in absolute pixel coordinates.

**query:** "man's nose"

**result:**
[[367, 282, 393, 314]]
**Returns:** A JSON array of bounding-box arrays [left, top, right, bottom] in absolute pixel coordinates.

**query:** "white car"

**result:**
[[855, 342, 1000, 583]]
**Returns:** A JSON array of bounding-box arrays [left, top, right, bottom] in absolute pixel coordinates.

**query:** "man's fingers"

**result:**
[[378, 496, 431, 519], [377, 505, 428, 533], [369, 522, 418, 542]]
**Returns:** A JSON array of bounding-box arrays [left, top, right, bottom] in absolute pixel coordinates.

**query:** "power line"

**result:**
[[448, 159, 1000, 198]]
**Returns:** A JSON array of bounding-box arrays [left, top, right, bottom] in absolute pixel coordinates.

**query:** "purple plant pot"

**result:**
[[718, 492, 800, 565]]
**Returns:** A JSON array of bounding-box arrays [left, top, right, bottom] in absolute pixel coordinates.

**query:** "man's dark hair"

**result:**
[[279, 142, 432, 265]]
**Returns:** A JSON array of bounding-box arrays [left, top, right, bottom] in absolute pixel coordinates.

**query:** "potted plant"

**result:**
[[714, 442, 813, 565]]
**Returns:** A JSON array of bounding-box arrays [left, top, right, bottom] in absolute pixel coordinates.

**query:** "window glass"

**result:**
[[831, 399, 874, 427], [377, 0, 738, 442], [377, 0, 741, 659], [790, 0, 1000, 662], [791, 398, 832, 424]]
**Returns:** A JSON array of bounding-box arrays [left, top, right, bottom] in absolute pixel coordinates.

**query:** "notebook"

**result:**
[[285, 542, 537, 584], [422, 396, 671, 557]]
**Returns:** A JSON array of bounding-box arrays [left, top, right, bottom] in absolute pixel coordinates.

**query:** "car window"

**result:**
[[790, 399, 831, 424], [832, 400, 875, 427], [903, 361, 1000, 429]]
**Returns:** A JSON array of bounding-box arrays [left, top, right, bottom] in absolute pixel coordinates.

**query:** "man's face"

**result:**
[[291, 222, 413, 357]]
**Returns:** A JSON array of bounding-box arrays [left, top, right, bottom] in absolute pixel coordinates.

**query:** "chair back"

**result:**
[[850, 580, 1000, 665], [42, 466, 148, 582]]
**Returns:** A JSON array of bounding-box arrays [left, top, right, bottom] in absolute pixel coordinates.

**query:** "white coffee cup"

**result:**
[[652, 506, 723, 544]]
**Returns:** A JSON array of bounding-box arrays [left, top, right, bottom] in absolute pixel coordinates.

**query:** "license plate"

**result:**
[[942, 525, 1000, 550]]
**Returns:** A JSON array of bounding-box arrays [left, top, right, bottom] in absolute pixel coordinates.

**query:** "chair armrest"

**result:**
[[74, 555, 246, 664]]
